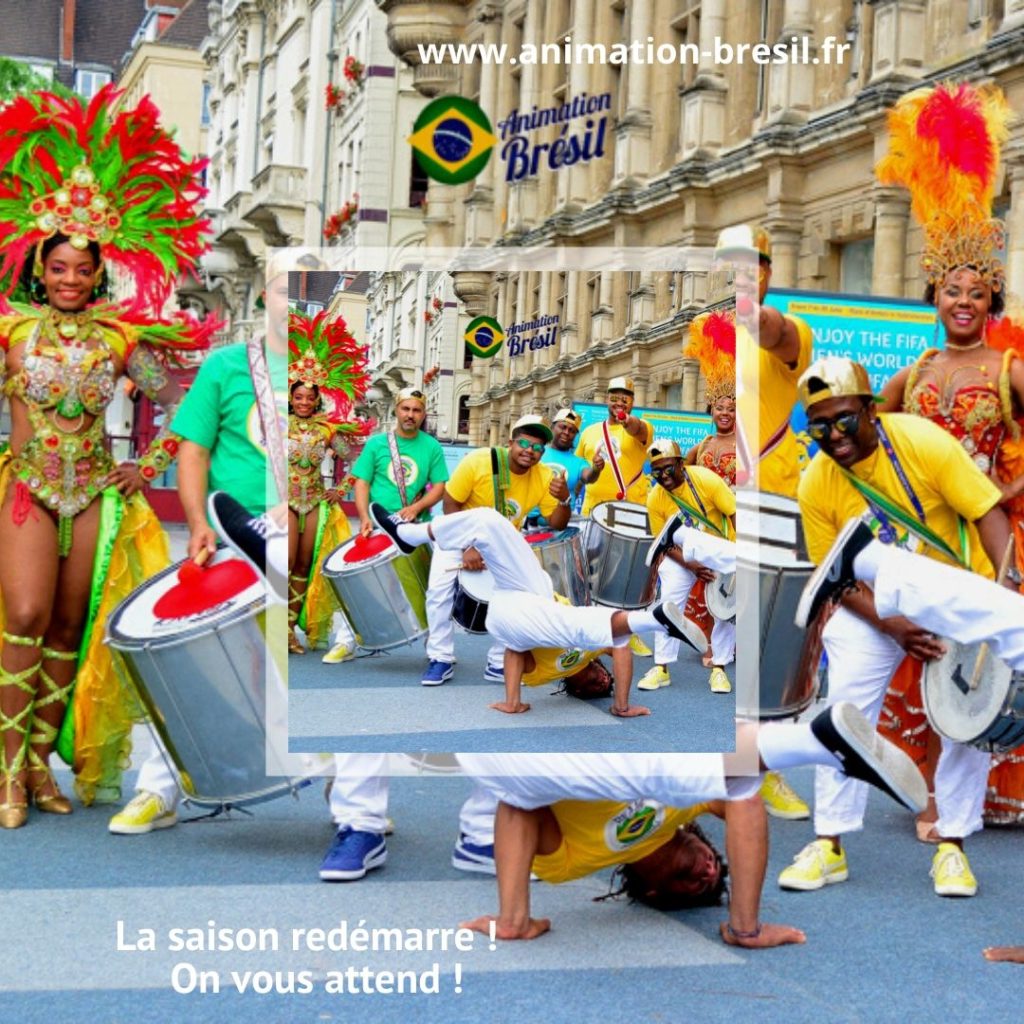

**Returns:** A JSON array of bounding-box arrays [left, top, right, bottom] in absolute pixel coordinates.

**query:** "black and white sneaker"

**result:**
[[368, 501, 417, 554], [810, 701, 928, 813], [645, 512, 683, 568], [208, 491, 287, 598], [795, 518, 875, 629], [651, 601, 706, 652]]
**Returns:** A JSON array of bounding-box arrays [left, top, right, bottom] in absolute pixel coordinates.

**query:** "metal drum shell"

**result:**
[[526, 526, 591, 606], [922, 641, 1024, 753], [735, 554, 820, 720], [106, 556, 328, 808], [324, 539, 431, 651], [586, 501, 659, 609]]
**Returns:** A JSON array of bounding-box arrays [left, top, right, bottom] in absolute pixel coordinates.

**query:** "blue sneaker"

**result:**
[[452, 834, 496, 875], [319, 828, 387, 881], [421, 660, 454, 686], [483, 664, 504, 683]]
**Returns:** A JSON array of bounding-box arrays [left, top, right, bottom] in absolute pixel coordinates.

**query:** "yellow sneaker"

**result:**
[[778, 839, 848, 891], [931, 842, 977, 897], [708, 666, 731, 693], [637, 665, 671, 691], [322, 640, 355, 664], [760, 771, 811, 820], [629, 634, 653, 657], [108, 791, 177, 835]]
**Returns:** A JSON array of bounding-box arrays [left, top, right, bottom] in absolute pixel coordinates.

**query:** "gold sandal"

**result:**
[[0, 633, 43, 829], [26, 649, 76, 815]]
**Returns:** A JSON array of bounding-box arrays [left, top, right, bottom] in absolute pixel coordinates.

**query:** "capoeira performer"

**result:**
[[455, 704, 927, 945], [642, 440, 736, 694], [369, 503, 710, 717], [422, 415, 571, 687], [781, 356, 1013, 897]]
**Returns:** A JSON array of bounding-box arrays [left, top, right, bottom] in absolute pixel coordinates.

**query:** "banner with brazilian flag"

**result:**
[[408, 96, 496, 186], [464, 315, 505, 359]]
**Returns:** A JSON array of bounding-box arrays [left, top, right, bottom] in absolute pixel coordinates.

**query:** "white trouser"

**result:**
[[330, 755, 497, 845], [816, 605, 989, 839], [872, 548, 1024, 670], [432, 509, 622, 652], [329, 610, 355, 648], [134, 726, 180, 807], [654, 558, 735, 666], [425, 543, 462, 661]]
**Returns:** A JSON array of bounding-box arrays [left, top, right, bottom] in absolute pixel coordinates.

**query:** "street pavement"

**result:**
[[3, 753, 1022, 1024]]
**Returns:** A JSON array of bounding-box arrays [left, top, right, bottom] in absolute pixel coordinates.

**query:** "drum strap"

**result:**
[[387, 430, 410, 507], [248, 336, 286, 503], [601, 421, 644, 500], [839, 421, 970, 568], [663, 485, 728, 538], [490, 447, 510, 515], [759, 415, 791, 460]]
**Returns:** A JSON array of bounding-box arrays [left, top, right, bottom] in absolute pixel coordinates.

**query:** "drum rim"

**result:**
[[590, 500, 651, 536], [323, 534, 409, 574], [106, 553, 265, 646]]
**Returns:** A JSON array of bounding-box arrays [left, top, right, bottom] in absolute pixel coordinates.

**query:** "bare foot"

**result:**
[[489, 701, 531, 714], [460, 914, 551, 941]]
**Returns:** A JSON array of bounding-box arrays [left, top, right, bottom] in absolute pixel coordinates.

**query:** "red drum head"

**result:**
[[343, 533, 393, 562], [525, 531, 555, 544], [153, 559, 259, 619]]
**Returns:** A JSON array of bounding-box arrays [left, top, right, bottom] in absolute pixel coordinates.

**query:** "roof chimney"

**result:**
[[62, 0, 77, 64]]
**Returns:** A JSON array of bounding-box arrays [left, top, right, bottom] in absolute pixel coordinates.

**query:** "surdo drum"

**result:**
[[586, 501, 659, 609], [524, 526, 591, 606], [323, 533, 431, 651], [106, 550, 330, 808]]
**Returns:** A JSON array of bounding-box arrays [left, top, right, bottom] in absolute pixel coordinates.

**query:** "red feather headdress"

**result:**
[[684, 308, 736, 405]]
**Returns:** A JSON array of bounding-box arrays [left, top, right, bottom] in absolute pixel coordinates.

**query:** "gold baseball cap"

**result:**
[[607, 376, 634, 394], [648, 438, 683, 463], [552, 408, 582, 428], [395, 386, 427, 406], [511, 414, 553, 443], [797, 357, 875, 410], [715, 224, 772, 263]]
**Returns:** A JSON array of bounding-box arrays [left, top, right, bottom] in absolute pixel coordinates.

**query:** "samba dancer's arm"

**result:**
[[113, 342, 189, 497], [877, 365, 912, 413], [996, 357, 1024, 505]]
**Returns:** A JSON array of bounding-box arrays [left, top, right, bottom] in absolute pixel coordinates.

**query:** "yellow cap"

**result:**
[[511, 414, 553, 443], [714, 224, 772, 263], [607, 376, 634, 394], [648, 438, 683, 463], [395, 386, 427, 406], [797, 357, 874, 410], [552, 408, 582, 428]]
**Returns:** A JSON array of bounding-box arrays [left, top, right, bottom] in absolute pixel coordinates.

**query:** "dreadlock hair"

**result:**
[[593, 821, 729, 911]]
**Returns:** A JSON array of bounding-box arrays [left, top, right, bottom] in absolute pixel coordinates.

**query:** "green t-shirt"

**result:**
[[352, 430, 449, 515], [172, 342, 288, 516]]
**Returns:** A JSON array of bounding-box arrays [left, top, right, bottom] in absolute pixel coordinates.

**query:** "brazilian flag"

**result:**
[[408, 96, 496, 185], [464, 316, 505, 358]]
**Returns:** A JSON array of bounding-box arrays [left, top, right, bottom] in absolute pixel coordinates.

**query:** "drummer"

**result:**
[[423, 415, 571, 687], [335, 386, 449, 663], [457, 701, 927, 944], [779, 355, 1012, 898], [525, 408, 596, 526], [641, 440, 736, 695], [108, 254, 298, 835], [574, 377, 652, 516], [371, 503, 701, 716]]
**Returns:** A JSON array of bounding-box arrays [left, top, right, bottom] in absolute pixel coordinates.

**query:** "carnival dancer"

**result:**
[[779, 356, 1012, 897], [456, 701, 927, 944], [423, 415, 570, 687], [286, 310, 371, 655], [640, 440, 736, 694], [107, 252, 298, 834], [0, 86, 210, 827], [685, 311, 738, 487], [873, 81, 1024, 836], [370, 503, 713, 716]]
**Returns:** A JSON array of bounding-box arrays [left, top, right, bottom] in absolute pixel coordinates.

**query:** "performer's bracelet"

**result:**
[[724, 922, 762, 940]]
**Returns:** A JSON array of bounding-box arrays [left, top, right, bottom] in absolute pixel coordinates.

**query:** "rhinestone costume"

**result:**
[[288, 413, 351, 516]]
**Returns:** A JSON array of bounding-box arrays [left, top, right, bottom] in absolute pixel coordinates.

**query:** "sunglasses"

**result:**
[[514, 438, 546, 454], [650, 461, 676, 476], [806, 409, 863, 443]]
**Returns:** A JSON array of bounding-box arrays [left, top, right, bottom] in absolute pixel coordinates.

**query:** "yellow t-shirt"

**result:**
[[521, 646, 604, 687], [445, 446, 558, 528], [575, 419, 653, 516], [798, 413, 1001, 577], [646, 465, 736, 539], [738, 313, 813, 498], [532, 798, 712, 884]]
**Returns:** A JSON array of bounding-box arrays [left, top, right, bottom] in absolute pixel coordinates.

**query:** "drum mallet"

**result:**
[[969, 538, 1016, 692]]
